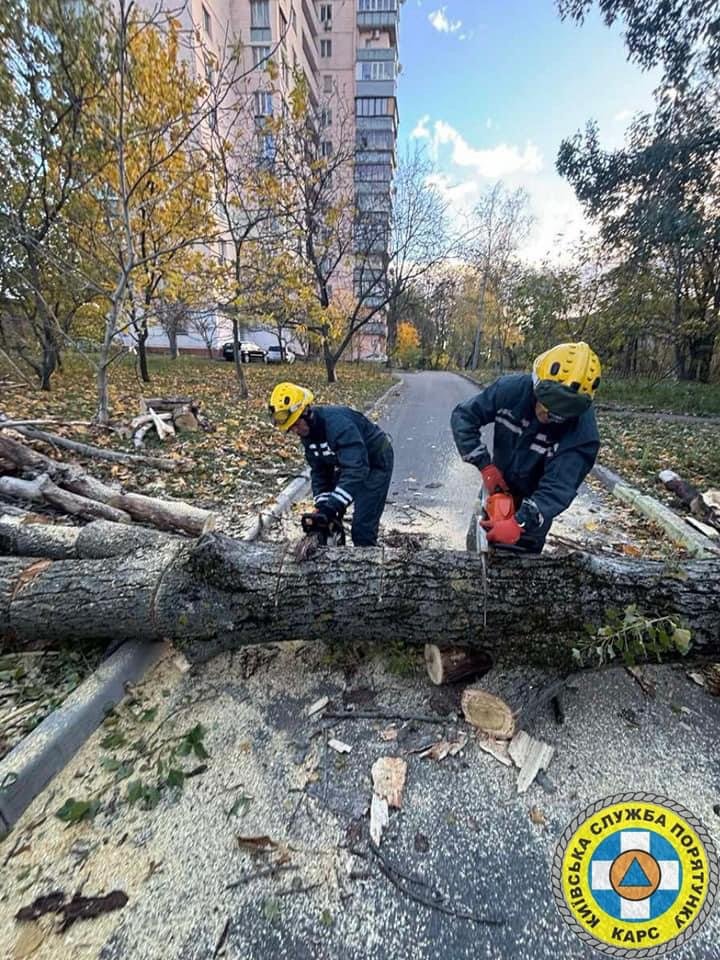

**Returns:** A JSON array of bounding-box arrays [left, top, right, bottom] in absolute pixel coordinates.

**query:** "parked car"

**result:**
[[222, 340, 266, 363], [264, 345, 295, 364]]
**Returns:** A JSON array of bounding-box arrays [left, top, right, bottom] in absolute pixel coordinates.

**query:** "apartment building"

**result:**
[[150, 0, 400, 359]]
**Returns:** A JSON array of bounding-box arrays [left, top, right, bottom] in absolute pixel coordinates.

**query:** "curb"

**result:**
[[0, 641, 166, 833], [240, 374, 404, 542], [591, 464, 719, 559]]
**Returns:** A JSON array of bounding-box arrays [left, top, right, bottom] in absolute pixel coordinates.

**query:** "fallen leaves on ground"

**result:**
[[1, 355, 393, 536]]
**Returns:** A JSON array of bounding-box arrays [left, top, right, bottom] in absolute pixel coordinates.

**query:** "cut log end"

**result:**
[[461, 688, 516, 738], [424, 643, 493, 686]]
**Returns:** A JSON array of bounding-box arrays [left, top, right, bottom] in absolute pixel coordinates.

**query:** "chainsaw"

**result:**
[[294, 512, 346, 562], [467, 484, 516, 628]]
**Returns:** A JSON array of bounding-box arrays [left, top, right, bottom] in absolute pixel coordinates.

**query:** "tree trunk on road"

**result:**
[[1, 531, 718, 664]]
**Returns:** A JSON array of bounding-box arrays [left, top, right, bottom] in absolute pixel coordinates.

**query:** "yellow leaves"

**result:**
[[396, 322, 420, 351]]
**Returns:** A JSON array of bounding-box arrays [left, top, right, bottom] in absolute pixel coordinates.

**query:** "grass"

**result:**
[[598, 413, 720, 497], [597, 377, 720, 417], [0, 353, 393, 514]]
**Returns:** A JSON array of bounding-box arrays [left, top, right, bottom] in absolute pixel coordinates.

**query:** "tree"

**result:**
[[466, 184, 533, 370], [557, 0, 720, 86], [394, 321, 421, 368], [0, 0, 106, 389], [558, 80, 720, 381]]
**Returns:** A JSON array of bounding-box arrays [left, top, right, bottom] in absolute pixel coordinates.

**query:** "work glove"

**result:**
[[301, 501, 338, 535], [516, 499, 543, 535], [480, 464, 509, 494], [480, 514, 523, 546]]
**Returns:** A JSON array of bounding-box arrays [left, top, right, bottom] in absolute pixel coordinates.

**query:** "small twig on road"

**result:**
[[275, 882, 322, 897], [323, 709, 448, 725], [225, 864, 298, 890], [213, 918, 230, 957], [367, 843, 505, 926]]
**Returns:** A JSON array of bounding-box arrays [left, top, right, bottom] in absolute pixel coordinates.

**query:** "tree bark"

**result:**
[[1, 532, 719, 664], [0, 475, 131, 524]]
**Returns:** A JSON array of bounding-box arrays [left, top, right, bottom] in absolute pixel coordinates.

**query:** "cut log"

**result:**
[[657, 469, 720, 531], [0, 474, 131, 524], [148, 406, 175, 441], [1, 533, 719, 662], [0, 434, 214, 536], [424, 644, 493, 685], [461, 668, 566, 739]]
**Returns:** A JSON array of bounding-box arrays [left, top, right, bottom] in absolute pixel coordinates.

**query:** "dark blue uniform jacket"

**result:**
[[302, 406, 391, 516], [451, 374, 600, 532]]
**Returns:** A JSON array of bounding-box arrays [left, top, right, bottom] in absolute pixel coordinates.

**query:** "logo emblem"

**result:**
[[552, 793, 718, 956]]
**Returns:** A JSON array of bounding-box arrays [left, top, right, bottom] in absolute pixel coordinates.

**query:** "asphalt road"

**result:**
[[375, 370, 483, 550], [2, 372, 718, 960]]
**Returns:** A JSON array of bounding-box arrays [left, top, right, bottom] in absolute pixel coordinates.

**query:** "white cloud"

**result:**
[[613, 109, 633, 123], [432, 120, 543, 178], [410, 114, 431, 140], [428, 7, 462, 34]]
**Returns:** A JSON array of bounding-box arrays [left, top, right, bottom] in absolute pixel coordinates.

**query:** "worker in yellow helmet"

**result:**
[[451, 342, 601, 553], [268, 382, 394, 547]]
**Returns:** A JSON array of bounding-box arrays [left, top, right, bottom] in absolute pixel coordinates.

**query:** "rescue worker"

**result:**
[[268, 382, 394, 547], [451, 342, 601, 553]]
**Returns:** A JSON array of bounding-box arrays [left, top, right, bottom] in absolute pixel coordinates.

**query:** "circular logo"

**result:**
[[552, 793, 718, 957]]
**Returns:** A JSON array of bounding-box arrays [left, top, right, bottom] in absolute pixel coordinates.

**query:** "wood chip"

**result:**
[[529, 805, 546, 827], [476, 734, 512, 767], [371, 757, 407, 809], [370, 794, 389, 846], [379, 726, 398, 741], [508, 731, 554, 794], [307, 696, 329, 717], [328, 738, 351, 754], [418, 732, 467, 761]]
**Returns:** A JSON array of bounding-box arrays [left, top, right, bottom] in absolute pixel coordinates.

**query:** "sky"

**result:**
[[397, 0, 661, 262]]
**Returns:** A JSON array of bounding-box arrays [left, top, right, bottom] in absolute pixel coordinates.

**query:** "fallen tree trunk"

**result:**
[[0, 434, 214, 536], [1, 531, 719, 664], [657, 469, 720, 532]]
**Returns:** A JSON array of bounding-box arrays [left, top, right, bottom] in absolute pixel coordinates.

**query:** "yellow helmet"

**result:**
[[532, 342, 601, 417], [268, 382, 314, 432]]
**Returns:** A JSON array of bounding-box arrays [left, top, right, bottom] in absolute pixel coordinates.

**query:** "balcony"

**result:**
[[357, 3, 399, 43]]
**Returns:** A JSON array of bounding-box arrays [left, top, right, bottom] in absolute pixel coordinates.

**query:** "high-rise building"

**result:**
[[172, 0, 400, 360]]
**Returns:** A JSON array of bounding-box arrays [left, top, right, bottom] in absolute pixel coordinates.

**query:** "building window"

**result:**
[[292, 8, 297, 31], [252, 45, 271, 66], [355, 97, 389, 117], [323, 74, 333, 93], [320, 3, 332, 22], [320, 39, 332, 58], [254, 90, 273, 116], [219, 239, 226, 262], [205, 58, 215, 85], [357, 60, 394, 81], [321, 140, 333, 157], [357, 129, 394, 150], [203, 4, 211, 36], [320, 107, 332, 127], [250, 1, 271, 42]]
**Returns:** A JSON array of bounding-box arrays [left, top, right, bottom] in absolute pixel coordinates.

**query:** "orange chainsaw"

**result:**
[[468, 485, 516, 628]]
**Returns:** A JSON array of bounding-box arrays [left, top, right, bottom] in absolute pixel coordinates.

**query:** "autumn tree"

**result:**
[[466, 183, 533, 370], [0, 0, 106, 389]]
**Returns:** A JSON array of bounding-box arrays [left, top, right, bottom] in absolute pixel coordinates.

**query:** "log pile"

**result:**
[[132, 397, 213, 448], [0, 434, 214, 536]]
